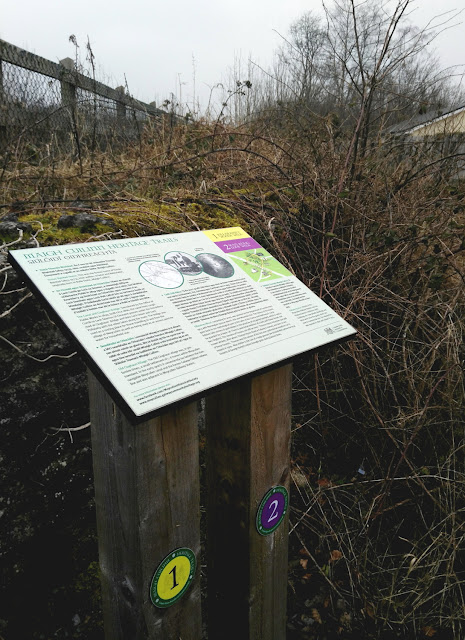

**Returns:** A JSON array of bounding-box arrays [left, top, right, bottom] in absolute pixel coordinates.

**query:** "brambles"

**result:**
[[2, 106, 464, 637], [1, 1, 464, 637]]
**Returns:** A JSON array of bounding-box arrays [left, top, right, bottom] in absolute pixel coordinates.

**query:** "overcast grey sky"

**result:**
[[1, 0, 463, 110]]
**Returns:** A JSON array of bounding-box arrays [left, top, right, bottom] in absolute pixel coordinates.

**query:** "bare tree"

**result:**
[[235, 1, 462, 139]]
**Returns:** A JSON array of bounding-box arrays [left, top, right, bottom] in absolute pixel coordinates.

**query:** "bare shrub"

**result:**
[[1, 1, 464, 637]]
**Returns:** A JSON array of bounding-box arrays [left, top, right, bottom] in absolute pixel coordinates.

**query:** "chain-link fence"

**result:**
[[0, 39, 168, 159]]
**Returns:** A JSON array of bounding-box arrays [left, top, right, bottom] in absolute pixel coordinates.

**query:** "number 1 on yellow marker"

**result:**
[[150, 548, 196, 608]]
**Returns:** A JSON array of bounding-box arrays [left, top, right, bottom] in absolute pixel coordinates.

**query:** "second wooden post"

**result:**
[[205, 363, 292, 640]]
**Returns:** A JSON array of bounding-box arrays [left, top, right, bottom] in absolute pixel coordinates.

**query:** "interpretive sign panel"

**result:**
[[10, 227, 356, 419]]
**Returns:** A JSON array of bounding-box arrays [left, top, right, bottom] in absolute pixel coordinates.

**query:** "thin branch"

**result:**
[[0, 334, 77, 362]]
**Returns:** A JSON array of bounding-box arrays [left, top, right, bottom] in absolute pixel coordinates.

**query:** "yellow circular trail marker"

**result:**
[[150, 548, 196, 608]]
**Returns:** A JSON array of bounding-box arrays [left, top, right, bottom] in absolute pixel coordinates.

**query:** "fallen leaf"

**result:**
[[340, 612, 352, 627], [330, 549, 343, 562], [292, 469, 308, 488], [422, 627, 436, 637], [300, 558, 308, 570], [311, 608, 322, 624]]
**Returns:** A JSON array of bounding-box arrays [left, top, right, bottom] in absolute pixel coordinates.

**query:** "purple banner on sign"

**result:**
[[215, 237, 262, 253]]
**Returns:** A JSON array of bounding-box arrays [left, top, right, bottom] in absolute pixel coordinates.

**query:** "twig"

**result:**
[[0, 334, 77, 362]]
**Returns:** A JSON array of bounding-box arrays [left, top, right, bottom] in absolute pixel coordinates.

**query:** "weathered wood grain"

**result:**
[[88, 371, 202, 639], [205, 364, 292, 640]]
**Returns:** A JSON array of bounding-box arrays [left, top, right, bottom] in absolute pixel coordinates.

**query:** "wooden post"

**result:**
[[0, 57, 3, 102], [115, 86, 126, 125], [88, 371, 202, 640], [60, 57, 76, 113], [205, 363, 292, 640], [0, 58, 5, 147]]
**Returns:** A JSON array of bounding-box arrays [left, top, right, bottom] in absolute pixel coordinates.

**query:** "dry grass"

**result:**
[[1, 111, 464, 638]]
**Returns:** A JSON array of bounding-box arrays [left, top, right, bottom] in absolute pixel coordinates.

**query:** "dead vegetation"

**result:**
[[1, 1, 465, 638]]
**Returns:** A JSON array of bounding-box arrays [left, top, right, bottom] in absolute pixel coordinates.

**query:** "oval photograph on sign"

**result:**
[[195, 253, 234, 278], [139, 260, 184, 289], [150, 547, 196, 608], [164, 251, 203, 276], [256, 486, 289, 536]]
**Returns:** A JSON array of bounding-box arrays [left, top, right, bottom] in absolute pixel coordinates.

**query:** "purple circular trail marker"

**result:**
[[256, 486, 289, 535]]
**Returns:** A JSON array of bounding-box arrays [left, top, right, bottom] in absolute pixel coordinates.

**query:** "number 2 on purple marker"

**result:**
[[268, 499, 279, 522]]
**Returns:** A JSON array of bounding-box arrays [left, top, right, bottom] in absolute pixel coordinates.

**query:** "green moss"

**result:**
[[2, 195, 250, 248], [74, 560, 101, 596], [22, 210, 63, 226], [107, 198, 247, 238], [9, 210, 114, 246]]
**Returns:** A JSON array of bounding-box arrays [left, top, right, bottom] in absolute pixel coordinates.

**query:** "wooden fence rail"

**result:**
[[0, 38, 168, 147]]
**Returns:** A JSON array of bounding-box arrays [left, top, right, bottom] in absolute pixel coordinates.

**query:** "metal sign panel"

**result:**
[[10, 227, 356, 419]]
